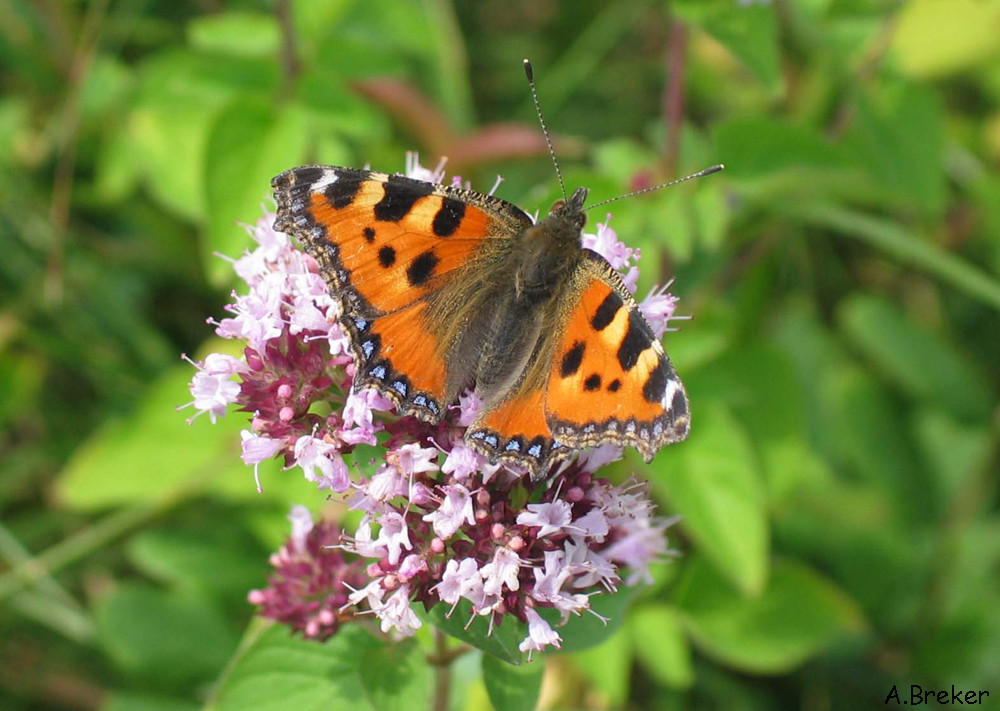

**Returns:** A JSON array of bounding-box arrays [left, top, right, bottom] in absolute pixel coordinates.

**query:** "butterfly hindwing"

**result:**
[[544, 251, 689, 459], [272, 166, 532, 421], [466, 250, 689, 476], [467, 385, 559, 472]]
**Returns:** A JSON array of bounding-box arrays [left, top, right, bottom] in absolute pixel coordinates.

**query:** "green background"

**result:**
[[1, 0, 999, 709]]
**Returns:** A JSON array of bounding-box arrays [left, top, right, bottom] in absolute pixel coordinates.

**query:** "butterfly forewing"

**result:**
[[272, 166, 529, 421]]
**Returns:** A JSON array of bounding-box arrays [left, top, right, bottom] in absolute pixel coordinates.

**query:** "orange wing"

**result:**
[[466, 251, 688, 477], [545, 252, 689, 459], [272, 166, 532, 421], [467, 386, 562, 472]]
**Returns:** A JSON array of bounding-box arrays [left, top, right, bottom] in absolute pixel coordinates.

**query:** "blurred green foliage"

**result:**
[[2, 0, 999, 710]]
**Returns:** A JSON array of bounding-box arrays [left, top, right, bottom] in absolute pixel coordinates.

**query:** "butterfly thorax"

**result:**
[[512, 187, 588, 299]]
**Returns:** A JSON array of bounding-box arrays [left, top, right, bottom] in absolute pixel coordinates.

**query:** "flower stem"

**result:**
[[432, 628, 452, 711]]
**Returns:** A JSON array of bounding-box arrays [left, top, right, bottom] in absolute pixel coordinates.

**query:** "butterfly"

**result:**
[[271, 166, 690, 480]]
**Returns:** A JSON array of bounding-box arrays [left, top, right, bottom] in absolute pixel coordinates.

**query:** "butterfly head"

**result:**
[[548, 187, 588, 232]]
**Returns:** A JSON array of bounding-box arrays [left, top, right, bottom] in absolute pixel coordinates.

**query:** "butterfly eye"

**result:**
[[549, 199, 567, 214]]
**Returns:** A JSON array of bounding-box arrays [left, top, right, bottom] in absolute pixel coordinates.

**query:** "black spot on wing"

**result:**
[[584, 374, 602, 391], [363, 227, 375, 243], [407, 250, 439, 287], [560, 341, 585, 378], [642, 360, 668, 404], [617, 311, 653, 371], [326, 171, 363, 209], [293, 166, 326, 186], [607, 379, 621, 392], [378, 246, 396, 268], [374, 174, 434, 222], [671, 386, 688, 419], [592, 291, 622, 331], [432, 198, 466, 237]]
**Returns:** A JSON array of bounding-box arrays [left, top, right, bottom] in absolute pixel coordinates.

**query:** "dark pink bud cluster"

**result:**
[[248, 508, 368, 641]]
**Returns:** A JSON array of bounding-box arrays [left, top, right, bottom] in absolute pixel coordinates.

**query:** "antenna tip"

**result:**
[[704, 164, 725, 176], [523, 58, 534, 81]]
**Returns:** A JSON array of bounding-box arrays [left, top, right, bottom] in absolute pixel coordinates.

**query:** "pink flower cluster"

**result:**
[[183, 156, 681, 657]]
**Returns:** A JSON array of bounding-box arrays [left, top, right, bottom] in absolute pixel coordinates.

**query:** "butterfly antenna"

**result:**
[[585, 164, 726, 212], [524, 58, 567, 202]]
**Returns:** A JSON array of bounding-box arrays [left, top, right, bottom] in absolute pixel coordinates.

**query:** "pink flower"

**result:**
[[287, 505, 314, 551], [519, 608, 561, 659], [481, 547, 522, 596], [378, 586, 421, 636], [516, 500, 573, 538], [639, 283, 680, 338], [391, 442, 440, 476], [422, 484, 475, 539], [582, 216, 637, 271], [440, 443, 482, 481], [375, 511, 412, 565], [294, 435, 349, 492], [183, 353, 244, 423], [434, 558, 481, 607], [240, 431, 284, 491], [456, 390, 482, 427]]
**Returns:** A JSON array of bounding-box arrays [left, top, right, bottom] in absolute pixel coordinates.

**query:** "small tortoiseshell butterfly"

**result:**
[[272, 64, 714, 480]]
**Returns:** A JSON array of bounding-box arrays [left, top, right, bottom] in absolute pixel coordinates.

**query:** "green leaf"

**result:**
[[128, 100, 220, 221], [629, 605, 693, 689], [890, 0, 1000, 79], [55, 364, 250, 509], [570, 628, 632, 706], [675, 557, 866, 674], [677, 0, 781, 92], [664, 305, 735, 372], [359, 639, 433, 711], [692, 178, 729, 252], [713, 118, 851, 179], [204, 99, 309, 283], [844, 83, 945, 215], [685, 344, 829, 504], [911, 408, 994, 511], [101, 692, 199, 711], [541, 586, 638, 654], [95, 119, 141, 203], [838, 294, 993, 421], [0, 351, 43, 430], [126, 527, 266, 602], [828, 366, 932, 523], [650, 403, 770, 595], [770, 299, 853, 465], [421, 600, 526, 665], [481, 653, 544, 711], [96, 584, 238, 688], [212, 623, 379, 711], [779, 202, 1000, 313], [186, 12, 281, 58]]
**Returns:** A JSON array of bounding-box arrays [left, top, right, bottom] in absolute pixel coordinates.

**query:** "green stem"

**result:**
[[0, 521, 84, 612], [8, 590, 96, 643], [424, 0, 474, 131], [0, 496, 179, 605], [517, 0, 654, 119], [780, 202, 1000, 313], [431, 628, 452, 711]]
